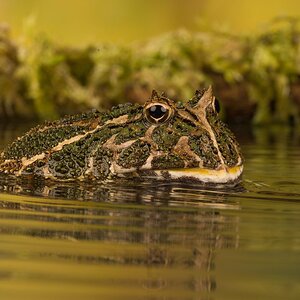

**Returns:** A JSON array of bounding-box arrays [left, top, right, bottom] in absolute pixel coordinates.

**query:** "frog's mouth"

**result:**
[[151, 165, 243, 184]]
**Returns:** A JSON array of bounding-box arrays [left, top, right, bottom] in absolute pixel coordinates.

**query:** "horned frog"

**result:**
[[0, 87, 243, 184]]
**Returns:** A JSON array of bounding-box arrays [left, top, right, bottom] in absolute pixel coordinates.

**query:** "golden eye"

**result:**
[[145, 103, 171, 124]]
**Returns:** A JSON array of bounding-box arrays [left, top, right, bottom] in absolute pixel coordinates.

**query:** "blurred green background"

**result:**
[[0, 0, 300, 124], [1, 0, 300, 45]]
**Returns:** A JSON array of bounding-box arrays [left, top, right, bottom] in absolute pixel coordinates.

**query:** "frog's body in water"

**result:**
[[0, 87, 243, 183]]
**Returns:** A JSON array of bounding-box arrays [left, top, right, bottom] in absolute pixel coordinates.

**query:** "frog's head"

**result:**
[[107, 87, 243, 184]]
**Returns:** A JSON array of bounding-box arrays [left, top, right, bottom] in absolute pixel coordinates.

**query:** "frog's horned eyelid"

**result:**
[[151, 89, 159, 100], [194, 86, 213, 100], [191, 86, 214, 108], [144, 102, 170, 111], [194, 89, 205, 100]]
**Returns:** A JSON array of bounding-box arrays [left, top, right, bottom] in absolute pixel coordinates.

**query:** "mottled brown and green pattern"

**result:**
[[0, 87, 243, 184]]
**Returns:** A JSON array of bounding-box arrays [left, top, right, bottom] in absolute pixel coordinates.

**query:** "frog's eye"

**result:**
[[214, 98, 220, 113], [145, 103, 171, 124]]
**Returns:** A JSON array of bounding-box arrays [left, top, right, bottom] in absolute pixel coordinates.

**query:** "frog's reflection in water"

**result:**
[[0, 176, 241, 294]]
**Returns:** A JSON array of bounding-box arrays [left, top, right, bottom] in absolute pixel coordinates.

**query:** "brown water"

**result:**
[[0, 124, 299, 300]]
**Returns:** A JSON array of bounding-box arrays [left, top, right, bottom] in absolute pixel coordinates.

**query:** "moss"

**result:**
[[1, 18, 300, 124], [61, 47, 95, 86]]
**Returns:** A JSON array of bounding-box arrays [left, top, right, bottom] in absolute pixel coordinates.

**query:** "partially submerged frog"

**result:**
[[0, 87, 243, 184]]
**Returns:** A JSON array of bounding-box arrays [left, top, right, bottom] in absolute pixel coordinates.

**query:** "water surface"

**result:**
[[0, 124, 299, 300]]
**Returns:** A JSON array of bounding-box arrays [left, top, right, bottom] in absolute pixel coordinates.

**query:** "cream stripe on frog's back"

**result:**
[[2, 115, 130, 176]]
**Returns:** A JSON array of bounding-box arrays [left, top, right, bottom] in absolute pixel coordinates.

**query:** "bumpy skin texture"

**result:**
[[0, 87, 243, 182]]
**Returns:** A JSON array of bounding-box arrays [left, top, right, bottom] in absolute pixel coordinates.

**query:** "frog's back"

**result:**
[[0, 103, 146, 179], [2, 110, 102, 160]]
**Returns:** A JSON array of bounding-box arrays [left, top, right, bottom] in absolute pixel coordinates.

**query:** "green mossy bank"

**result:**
[[1, 17, 300, 125]]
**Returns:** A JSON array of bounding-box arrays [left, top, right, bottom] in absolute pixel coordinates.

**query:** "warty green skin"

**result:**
[[0, 87, 243, 183]]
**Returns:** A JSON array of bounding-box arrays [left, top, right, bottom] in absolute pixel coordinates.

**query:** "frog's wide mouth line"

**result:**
[[153, 165, 243, 183]]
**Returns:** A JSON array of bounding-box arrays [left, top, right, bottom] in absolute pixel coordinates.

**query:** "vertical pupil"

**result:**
[[149, 105, 167, 119]]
